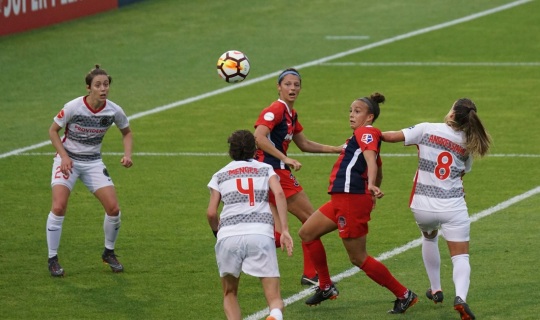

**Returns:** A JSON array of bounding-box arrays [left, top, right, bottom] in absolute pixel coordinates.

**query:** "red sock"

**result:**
[[360, 256, 408, 298], [301, 241, 318, 278], [303, 240, 331, 287], [274, 230, 281, 248]]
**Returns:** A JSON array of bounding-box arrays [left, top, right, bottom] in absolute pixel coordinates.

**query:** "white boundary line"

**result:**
[[244, 185, 540, 320], [321, 62, 540, 67], [13, 152, 540, 158], [0, 0, 532, 160]]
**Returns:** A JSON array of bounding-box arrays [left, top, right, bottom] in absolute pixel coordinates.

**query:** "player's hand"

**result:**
[[121, 156, 133, 168], [284, 157, 302, 171], [369, 185, 384, 199], [60, 156, 73, 175], [280, 231, 294, 256]]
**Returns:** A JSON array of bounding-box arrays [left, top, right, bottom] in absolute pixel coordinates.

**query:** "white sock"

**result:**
[[268, 308, 283, 320], [104, 213, 121, 250], [422, 234, 442, 292], [452, 254, 470, 301], [46, 212, 64, 258]]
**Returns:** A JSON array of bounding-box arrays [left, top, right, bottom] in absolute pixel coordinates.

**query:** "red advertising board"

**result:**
[[1, 0, 118, 36]]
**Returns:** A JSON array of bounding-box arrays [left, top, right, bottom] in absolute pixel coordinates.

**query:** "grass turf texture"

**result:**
[[1, 0, 539, 319]]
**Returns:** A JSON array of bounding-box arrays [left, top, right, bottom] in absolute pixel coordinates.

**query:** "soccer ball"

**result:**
[[216, 50, 250, 83]]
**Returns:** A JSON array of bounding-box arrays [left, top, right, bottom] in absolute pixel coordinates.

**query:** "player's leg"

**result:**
[[221, 275, 241, 320], [260, 277, 284, 320], [442, 210, 475, 319], [413, 209, 444, 302], [286, 190, 318, 283], [84, 161, 123, 272], [47, 157, 78, 277]]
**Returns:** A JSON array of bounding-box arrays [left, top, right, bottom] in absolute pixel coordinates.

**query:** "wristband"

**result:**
[[212, 230, 218, 238]]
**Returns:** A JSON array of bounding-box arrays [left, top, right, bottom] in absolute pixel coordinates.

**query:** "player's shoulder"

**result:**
[[105, 99, 124, 112], [63, 96, 85, 108]]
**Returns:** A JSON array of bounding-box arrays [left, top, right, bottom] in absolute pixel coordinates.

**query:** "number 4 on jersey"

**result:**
[[236, 178, 255, 206]]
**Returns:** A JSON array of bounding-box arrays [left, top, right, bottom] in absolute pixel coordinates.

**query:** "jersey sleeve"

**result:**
[[402, 122, 428, 146], [354, 127, 381, 152], [114, 107, 130, 130], [254, 102, 284, 131], [207, 173, 219, 192], [294, 114, 303, 134], [53, 102, 75, 128]]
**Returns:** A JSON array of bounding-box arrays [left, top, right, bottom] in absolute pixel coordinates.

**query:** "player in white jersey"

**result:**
[[383, 98, 491, 320], [207, 130, 293, 320], [46, 65, 133, 277]]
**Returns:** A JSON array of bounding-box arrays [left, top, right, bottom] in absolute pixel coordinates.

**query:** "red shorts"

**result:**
[[268, 169, 303, 205], [319, 193, 373, 239]]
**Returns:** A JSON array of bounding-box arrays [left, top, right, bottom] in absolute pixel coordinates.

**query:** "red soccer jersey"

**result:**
[[328, 126, 382, 194], [254, 99, 304, 170]]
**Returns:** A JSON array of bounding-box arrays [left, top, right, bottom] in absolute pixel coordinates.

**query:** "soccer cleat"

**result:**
[[388, 290, 418, 314], [48, 255, 65, 277], [102, 249, 124, 273], [454, 296, 476, 320], [305, 284, 339, 306], [426, 288, 444, 303], [300, 274, 319, 286]]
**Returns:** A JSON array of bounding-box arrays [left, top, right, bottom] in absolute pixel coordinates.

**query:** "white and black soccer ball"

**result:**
[[216, 50, 250, 83]]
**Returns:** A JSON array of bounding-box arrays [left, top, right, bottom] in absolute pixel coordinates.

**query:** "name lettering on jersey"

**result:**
[[361, 133, 373, 144], [74, 124, 107, 134], [428, 135, 466, 156], [228, 167, 260, 176]]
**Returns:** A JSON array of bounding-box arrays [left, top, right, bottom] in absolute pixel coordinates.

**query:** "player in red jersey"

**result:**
[[382, 98, 491, 320], [254, 68, 342, 285], [298, 93, 418, 314]]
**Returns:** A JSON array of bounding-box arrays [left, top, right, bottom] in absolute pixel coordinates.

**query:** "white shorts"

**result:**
[[215, 234, 279, 278], [412, 208, 470, 242], [51, 155, 114, 193]]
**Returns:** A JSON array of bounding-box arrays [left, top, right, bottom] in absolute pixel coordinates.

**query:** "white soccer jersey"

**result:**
[[402, 122, 473, 212], [54, 96, 129, 161], [208, 159, 277, 240]]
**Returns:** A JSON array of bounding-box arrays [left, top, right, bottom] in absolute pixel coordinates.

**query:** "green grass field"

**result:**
[[1, 0, 539, 319]]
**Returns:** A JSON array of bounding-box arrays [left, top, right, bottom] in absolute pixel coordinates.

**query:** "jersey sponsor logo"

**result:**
[[284, 133, 293, 141], [263, 112, 275, 121], [56, 110, 64, 119], [361, 133, 373, 144]]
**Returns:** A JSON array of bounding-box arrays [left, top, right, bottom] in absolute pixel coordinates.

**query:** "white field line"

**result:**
[[14, 152, 540, 158], [321, 62, 540, 67], [325, 35, 370, 40], [0, 0, 532, 160], [244, 185, 540, 320]]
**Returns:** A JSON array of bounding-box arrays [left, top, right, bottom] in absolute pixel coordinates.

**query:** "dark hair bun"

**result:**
[[370, 92, 385, 104]]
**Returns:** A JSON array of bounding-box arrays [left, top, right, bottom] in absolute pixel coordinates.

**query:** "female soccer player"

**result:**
[[207, 130, 293, 320], [298, 93, 418, 314], [253, 68, 342, 285], [382, 98, 491, 320], [46, 65, 133, 277]]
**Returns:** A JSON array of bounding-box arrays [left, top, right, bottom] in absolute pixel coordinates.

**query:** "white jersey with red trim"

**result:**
[[402, 122, 473, 212], [54, 96, 129, 161], [207, 159, 277, 241]]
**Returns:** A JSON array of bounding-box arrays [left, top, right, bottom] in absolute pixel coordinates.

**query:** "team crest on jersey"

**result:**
[[361, 133, 373, 144], [100, 117, 113, 127], [56, 110, 64, 119], [338, 216, 347, 228]]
